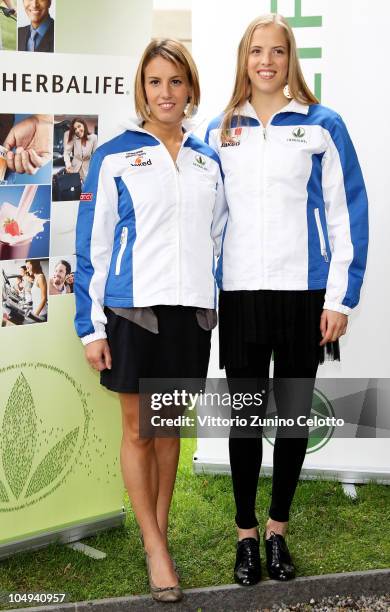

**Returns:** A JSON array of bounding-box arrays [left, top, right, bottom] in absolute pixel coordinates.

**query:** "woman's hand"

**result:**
[[65, 165, 72, 173], [84, 339, 112, 371], [320, 309, 348, 345]]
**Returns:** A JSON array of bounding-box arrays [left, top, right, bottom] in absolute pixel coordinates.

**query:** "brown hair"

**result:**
[[67, 118, 90, 146], [26, 259, 43, 275], [221, 14, 318, 139], [134, 39, 200, 122]]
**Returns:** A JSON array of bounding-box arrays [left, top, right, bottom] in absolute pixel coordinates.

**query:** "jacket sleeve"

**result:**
[[63, 130, 72, 168], [205, 122, 229, 259], [74, 149, 118, 345], [322, 114, 369, 314]]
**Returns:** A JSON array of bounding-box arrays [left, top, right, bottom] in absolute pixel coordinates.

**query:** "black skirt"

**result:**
[[218, 289, 340, 370], [101, 305, 211, 393]]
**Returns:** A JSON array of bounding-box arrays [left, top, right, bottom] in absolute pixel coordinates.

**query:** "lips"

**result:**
[[159, 103, 175, 110], [257, 71, 277, 79]]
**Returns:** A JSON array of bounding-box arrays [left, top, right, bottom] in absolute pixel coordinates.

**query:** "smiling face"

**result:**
[[73, 121, 85, 139], [23, 0, 51, 28], [143, 56, 192, 127], [247, 23, 289, 98], [53, 263, 67, 287]]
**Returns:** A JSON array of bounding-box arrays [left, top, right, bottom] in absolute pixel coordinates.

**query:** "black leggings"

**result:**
[[227, 341, 319, 527]]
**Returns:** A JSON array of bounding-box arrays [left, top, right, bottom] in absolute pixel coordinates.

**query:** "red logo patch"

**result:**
[[80, 193, 93, 201], [234, 128, 242, 136]]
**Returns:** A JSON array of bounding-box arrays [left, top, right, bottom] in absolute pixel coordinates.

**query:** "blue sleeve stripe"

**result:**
[[327, 117, 368, 308], [74, 151, 105, 337]]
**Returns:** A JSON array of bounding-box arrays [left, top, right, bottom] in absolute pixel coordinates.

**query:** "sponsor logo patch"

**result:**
[[287, 126, 307, 144], [193, 154, 208, 170], [80, 193, 93, 201]]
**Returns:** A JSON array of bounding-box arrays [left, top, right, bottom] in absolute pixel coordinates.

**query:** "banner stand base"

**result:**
[[0, 510, 126, 560], [193, 456, 390, 485]]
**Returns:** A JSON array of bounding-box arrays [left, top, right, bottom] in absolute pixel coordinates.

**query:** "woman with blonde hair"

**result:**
[[206, 14, 368, 585], [75, 39, 225, 602]]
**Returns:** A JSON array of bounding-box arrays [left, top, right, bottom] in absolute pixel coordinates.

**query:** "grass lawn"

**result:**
[[0, 2, 16, 51], [0, 437, 389, 609]]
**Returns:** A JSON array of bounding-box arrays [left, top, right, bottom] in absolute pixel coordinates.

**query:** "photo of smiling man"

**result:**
[[17, 0, 54, 53]]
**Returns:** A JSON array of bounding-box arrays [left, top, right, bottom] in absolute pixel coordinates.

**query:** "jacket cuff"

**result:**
[[80, 330, 107, 346], [323, 301, 351, 315]]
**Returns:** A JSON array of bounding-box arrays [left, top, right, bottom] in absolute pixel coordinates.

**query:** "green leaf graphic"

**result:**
[[25, 427, 79, 498], [0, 479, 9, 503], [2, 373, 37, 499]]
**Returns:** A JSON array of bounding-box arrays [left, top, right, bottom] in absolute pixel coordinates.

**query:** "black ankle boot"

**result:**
[[234, 536, 261, 586], [264, 531, 295, 581]]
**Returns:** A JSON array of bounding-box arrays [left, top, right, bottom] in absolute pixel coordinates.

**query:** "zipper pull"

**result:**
[[175, 162, 180, 173], [322, 249, 329, 263], [263, 128, 267, 140]]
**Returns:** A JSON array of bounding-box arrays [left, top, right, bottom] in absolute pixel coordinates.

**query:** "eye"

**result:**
[[171, 79, 183, 86], [149, 79, 160, 86], [250, 47, 261, 55], [274, 48, 285, 55]]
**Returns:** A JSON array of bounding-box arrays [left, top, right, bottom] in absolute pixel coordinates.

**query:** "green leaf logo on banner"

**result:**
[[0, 364, 89, 512], [25, 428, 80, 498], [2, 373, 37, 499]]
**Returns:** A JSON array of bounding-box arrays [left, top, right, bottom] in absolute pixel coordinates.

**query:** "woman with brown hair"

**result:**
[[75, 39, 226, 602], [206, 14, 368, 585], [25, 259, 47, 320], [64, 118, 97, 182]]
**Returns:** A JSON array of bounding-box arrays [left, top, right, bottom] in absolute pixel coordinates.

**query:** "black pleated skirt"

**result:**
[[219, 289, 340, 370]]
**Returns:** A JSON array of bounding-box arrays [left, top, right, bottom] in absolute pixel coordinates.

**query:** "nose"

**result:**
[[160, 81, 172, 99], [261, 50, 273, 65]]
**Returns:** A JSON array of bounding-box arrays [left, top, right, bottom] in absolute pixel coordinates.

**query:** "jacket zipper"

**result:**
[[314, 208, 329, 262], [115, 226, 128, 275]]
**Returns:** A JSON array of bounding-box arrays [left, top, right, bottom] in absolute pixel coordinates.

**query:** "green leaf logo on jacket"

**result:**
[[292, 127, 305, 139]]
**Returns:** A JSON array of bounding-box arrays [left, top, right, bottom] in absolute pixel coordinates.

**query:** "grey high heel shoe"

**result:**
[[145, 553, 183, 603], [139, 531, 180, 579]]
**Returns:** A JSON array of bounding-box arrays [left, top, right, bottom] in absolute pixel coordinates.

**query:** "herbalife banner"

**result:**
[[0, 0, 153, 556], [192, 0, 390, 482]]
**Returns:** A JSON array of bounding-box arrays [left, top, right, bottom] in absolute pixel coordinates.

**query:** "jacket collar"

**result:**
[[122, 116, 198, 140], [239, 98, 310, 121]]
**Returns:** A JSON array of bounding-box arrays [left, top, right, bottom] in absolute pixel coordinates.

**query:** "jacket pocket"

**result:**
[[314, 208, 329, 263], [115, 226, 128, 275]]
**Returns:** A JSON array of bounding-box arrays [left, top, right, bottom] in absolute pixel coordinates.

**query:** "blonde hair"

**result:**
[[221, 14, 319, 138], [134, 39, 200, 122]]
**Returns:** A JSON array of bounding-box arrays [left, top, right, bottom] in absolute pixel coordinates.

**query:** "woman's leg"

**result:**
[[154, 436, 181, 545], [266, 346, 319, 536], [119, 392, 178, 587], [227, 343, 272, 539]]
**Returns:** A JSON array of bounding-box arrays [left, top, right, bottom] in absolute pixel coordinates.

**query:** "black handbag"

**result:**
[[52, 169, 82, 201]]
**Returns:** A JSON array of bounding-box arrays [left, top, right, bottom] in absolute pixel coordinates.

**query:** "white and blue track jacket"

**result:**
[[74, 120, 226, 345], [206, 99, 369, 314]]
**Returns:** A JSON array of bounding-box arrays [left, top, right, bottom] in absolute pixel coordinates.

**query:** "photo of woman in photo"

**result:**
[[1, 257, 48, 325], [206, 13, 368, 586], [52, 116, 98, 201], [26, 258, 47, 320], [74, 39, 225, 603], [64, 118, 98, 182]]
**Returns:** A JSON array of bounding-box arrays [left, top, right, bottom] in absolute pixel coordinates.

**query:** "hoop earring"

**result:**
[[145, 104, 151, 115], [283, 84, 292, 99]]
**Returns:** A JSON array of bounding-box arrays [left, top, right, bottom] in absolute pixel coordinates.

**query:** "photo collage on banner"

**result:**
[[0, 111, 98, 325], [0, 113, 52, 326]]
